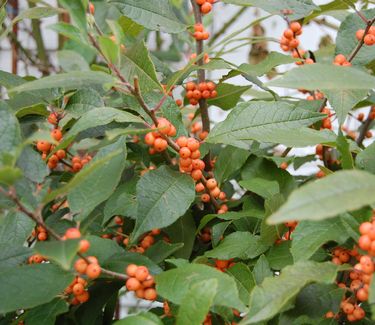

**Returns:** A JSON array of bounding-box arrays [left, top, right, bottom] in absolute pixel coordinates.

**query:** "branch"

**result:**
[[356, 112, 373, 146], [348, 16, 375, 62], [0, 187, 128, 281]]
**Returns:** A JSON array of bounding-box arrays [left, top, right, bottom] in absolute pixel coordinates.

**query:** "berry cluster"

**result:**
[[125, 264, 157, 301], [65, 276, 90, 305], [193, 23, 210, 41], [32, 225, 48, 241], [280, 22, 302, 52], [62, 228, 91, 254], [191, 122, 208, 140], [320, 107, 333, 130], [196, 178, 227, 209], [176, 136, 205, 179], [195, 0, 215, 14], [124, 229, 162, 254], [74, 256, 101, 279], [185, 81, 217, 106], [333, 54, 351, 66], [356, 26, 375, 46], [144, 118, 176, 154]]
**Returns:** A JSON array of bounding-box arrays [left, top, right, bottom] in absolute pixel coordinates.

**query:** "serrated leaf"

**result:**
[[205, 231, 268, 260], [0, 264, 74, 313], [0, 244, 31, 268], [214, 146, 250, 184], [222, 0, 318, 20], [67, 137, 127, 219], [336, 9, 375, 66], [267, 64, 375, 90], [243, 261, 339, 324], [48, 22, 85, 43], [34, 239, 80, 270], [16, 146, 49, 183], [227, 263, 256, 305], [207, 101, 330, 148], [266, 241, 293, 270], [336, 134, 354, 169], [120, 41, 162, 92], [0, 101, 21, 155], [132, 166, 195, 241], [253, 254, 273, 284], [144, 241, 184, 264], [268, 170, 375, 224], [57, 50, 90, 72], [240, 178, 280, 199], [155, 263, 246, 312], [0, 211, 34, 245], [207, 83, 250, 110], [325, 89, 367, 125], [177, 279, 218, 325], [291, 218, 350, 262], [109, 0, 186, 33], [356, 142, 375, 174], [10, 71, 115, 93]]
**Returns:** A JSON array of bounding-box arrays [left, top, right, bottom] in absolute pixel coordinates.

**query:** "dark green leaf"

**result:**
[[207, 83, 250, 110]]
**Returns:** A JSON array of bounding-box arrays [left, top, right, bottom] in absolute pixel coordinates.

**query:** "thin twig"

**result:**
[[356, 112, 373, 146], [348, 17, 375, 62]]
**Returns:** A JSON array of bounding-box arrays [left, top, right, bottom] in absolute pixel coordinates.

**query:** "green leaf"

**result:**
[[0, 101, 21, 155], [176, 279, 218, 325], [109, 0, 186, 33], [268, 170, 375, 224], [0, 211, 34, 245], [205, 231, 268, 260], [16, 146, 49, 183], [13, 6, 61, 23], [164, 213, 196, 259], [67, 107, 143, 136], [222, 0, 318, 20], [356, 142, 375, 174], [59, 0, 87, 32], [10, 71, 115, 93], [144, 241, 184, 264], [253, 254, 273, 284], [291, 218, 350, 262], [336, 9, 375, 66], [132, 166, 195, 241], [34, 239, 80, 270], [121, 41, 162, 92], [103, 184, 137, 224], [207, 83, 250, 110], [266, 241, 293, 270], [0, 166, 23, 186], [115, 312, 163, 325], [336, 134, 354, 169], [155, 263, 246, 312], [267, 64, 375, 90], [24, 298, 68, 325], [48, 22, 85, 43], [67, 137, 127, 219], [243, 261, 339, 324], [57, 50, 90, 72], [0, 263, 74, 313], [214, 146, 250, 183], [207, 101, 329, 148], [0, 244, 31, 268], [227, 263, 256, 305], [325, 89, 367, 125], [118, 16, 144, 37], [44, 146, 125, 203], [240, 178, 280, 199], [99, 36, 120, 64]]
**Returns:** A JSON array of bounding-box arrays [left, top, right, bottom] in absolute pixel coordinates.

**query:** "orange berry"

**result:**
[[201, 193, 210, 203], [206, 178, 217, 190], [176, 136, 188, 148], [210, 90, 218, 98], [145, 132, 155, 146], [36, 141, 51, 152], [74, 258, 88, 274], [195, 183, 205, 192], [356, 29, 365, 41], [144, 288, 157, 301], [180, 158, 192, 167], [280, 162, 288, 170], [126, 264, 138, 277], [157, 118, 171, 135], [364, 34, 375, 46], [142, 275, 155, 288], [72, 283, 85, 296], [210, 187, 220, 198], [290, 22, 302, 33], [89, 2, 95, 15], [200, 2, 212, 14], [191, 169, 203, 180], [190, 150, 201, 159], [51, 129, 63, 141], [135, 288, 145, 298], [353, 307, 365, 320], [194, 24, 204, 32], [79, 239, 90, 253], [76, 290, 90, 303], [154, 138, 168, 152], [135, 266, 149, 281], [56, 149, 66, 160], [65, 228, 81, 239], [151, 229, 161, 235], [187, 138, 200, 151], [179, 147, 191, 158], [356, 288, 368, 301], [86, 263, 101, 279]]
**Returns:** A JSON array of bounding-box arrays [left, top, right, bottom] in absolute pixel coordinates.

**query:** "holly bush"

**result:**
[[1, 0, 375, 324]]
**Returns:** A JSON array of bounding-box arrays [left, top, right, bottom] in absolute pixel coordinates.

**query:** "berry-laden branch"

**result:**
[[0, 186, 128, 281], [348, 17, 375, 62], [190, 0, 210, 134]]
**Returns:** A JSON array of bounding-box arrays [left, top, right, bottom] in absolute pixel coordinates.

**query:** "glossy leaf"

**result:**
[[268, 170, 375, 224], [207, 83, 250, 110]]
